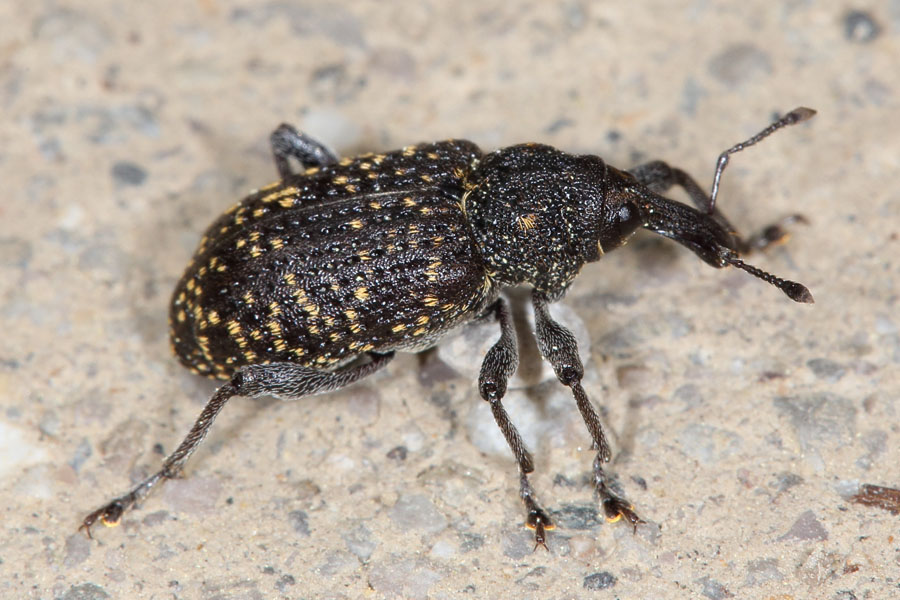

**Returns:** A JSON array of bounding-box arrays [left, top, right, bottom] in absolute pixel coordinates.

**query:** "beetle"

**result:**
[[81, 108, 816, 548]]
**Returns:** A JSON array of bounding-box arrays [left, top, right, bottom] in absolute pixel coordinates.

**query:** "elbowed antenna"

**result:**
[[724, 255, 814, 303], [708, 107, 817, 214]]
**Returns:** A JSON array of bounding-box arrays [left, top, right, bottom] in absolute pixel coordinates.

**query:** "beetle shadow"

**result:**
[[505, 287, 547, 392], [612, 397, 642, 464], [124, 124, 276, 355], [118, 125, 287, 456]]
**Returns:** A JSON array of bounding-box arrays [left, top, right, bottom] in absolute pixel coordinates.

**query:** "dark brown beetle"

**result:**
[[83, 108, 816, 548]]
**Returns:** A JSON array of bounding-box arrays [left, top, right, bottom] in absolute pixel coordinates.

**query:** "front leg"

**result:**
[[532, 290, 641, 529], [629, 159, 804, 253]]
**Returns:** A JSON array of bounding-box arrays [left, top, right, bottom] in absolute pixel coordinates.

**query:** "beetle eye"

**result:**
[[598, 201, 642, 253], [615, 201, 642, 239]]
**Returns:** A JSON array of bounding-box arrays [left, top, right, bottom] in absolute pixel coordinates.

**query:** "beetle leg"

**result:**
[[235, 352, 393, 400], [532, 291, 642, 531], [81, 352, 393, 537], [270, 123, 339, 178], [629, 159, 805, 253], [478, 298, 554, 550], [629, 160, 712, 210]]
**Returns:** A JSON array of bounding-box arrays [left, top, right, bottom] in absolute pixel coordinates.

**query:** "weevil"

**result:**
[[82, 108, 816, 548]]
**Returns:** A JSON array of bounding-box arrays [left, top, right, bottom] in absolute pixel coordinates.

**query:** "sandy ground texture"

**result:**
[[2, 1, 899, 599]]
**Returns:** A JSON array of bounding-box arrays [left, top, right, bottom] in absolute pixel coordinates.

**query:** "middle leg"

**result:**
[[477, 297, 555, 549]]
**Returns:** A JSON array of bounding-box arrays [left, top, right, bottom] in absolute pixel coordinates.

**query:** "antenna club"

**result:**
[[784, 281, 815, 304], [787, 107, 817, 123]]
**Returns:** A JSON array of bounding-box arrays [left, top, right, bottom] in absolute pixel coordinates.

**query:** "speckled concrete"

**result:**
[[2, 2, 898, 599]]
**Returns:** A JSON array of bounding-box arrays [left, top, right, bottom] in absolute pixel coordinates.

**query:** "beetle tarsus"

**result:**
[[526, 506, 555, 551], [601, 495, 643, 533], [80, 499, 128, 538]]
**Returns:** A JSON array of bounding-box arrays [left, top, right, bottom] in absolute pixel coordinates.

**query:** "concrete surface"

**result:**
[[2, 1, 898, 599]]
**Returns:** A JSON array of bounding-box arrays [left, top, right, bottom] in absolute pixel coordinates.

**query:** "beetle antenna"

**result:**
[[708, 107, 816, 214], [725, 256, 814, 303]]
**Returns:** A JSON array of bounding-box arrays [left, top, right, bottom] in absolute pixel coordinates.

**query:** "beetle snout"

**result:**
[[640, 192, 741, 269]]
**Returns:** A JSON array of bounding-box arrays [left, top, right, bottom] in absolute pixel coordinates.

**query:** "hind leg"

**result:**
[[81, 352, 393, 536], [270, 124, 339, 177]]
